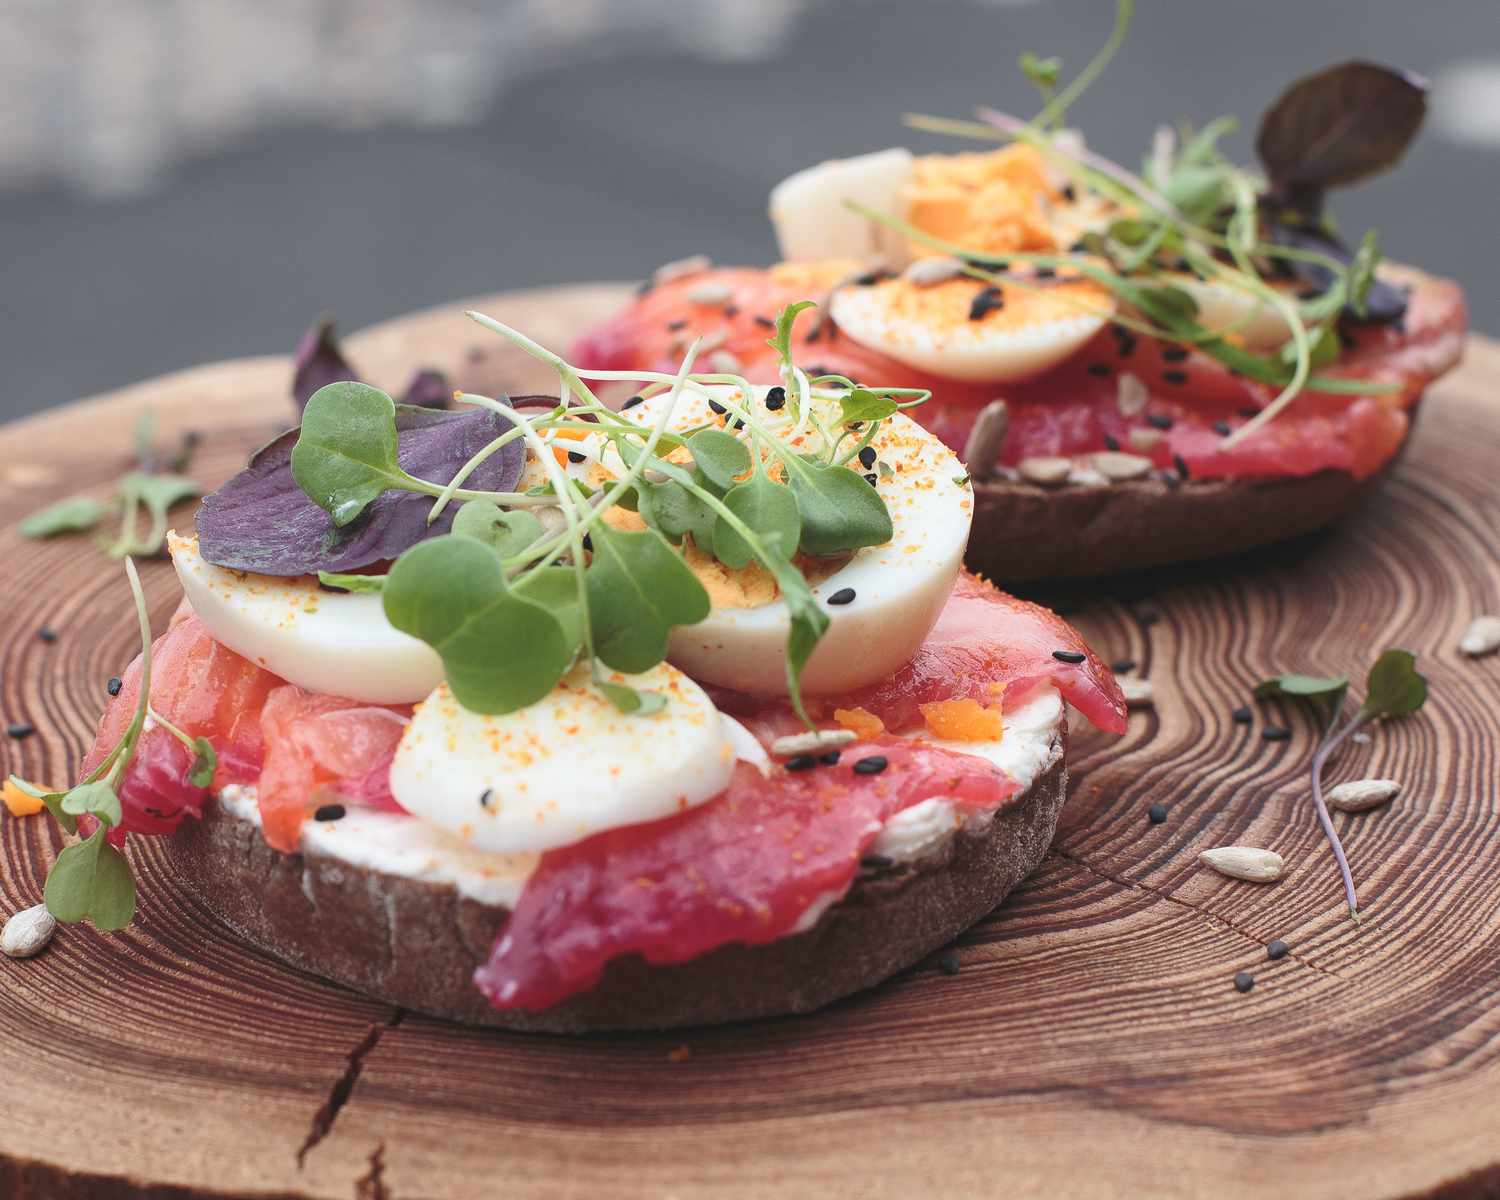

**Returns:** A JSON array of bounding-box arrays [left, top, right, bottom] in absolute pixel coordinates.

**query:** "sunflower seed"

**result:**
[[1092, 451, 1154, 481], [1119, 677, 1154, 708], [1018, 456, 1072, 486], [770, 729, 856, 757], [653, 254, 713, 285], [1067, 464, 1109, 487], [904, 256, 967, 287], [685, 280, 734, 307], [1126, 427, 1163, 452], [1, 904, 56, 958], [962, 401, 1010, 481], [1459, 616, 1500, 657], [1199, 846, 1285, 883], [708, 350, 743, 375], [1116, 372, 1149, 417], [1326, 779, 1401, 813]]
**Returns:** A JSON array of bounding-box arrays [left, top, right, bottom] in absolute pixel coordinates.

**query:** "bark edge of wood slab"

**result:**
[[165, 749, 1067, 1033]]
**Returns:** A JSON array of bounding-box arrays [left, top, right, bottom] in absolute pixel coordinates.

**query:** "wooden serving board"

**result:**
[[2, 286, 1498, 1200]]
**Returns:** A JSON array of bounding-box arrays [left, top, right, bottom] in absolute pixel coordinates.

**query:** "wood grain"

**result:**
[[2, 288, 1499, 1199]]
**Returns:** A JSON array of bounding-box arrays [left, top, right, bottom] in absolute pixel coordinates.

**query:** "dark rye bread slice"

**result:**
[[967, 464, 1384, 584], [165, 736, 1068, 1033]]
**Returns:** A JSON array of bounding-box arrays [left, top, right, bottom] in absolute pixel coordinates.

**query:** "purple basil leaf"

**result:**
[[197, 402, 528, 575], [292, 316, 359, 414], [1265, 223, 1409, 326], [401, 368, 452, 409], [1256, 62, 1428, 205]]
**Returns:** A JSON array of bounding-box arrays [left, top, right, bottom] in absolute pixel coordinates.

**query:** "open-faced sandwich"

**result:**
[[9, 307, 1125, 1032], [573, 18, 1466, 582]]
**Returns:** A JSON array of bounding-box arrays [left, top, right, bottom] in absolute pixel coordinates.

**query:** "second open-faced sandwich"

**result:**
[[573, 29, 1466, 583], [12, 307, 1125, 1032]]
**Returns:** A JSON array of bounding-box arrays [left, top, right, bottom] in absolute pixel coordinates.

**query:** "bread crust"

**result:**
[[968, 465, 1379, 584], [166, 736, 1068, 1032]]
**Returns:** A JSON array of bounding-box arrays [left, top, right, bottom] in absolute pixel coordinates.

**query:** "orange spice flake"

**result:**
[[919, 698, 1004, 742], [833, 706, 885, 740], [1, 780, 46, 818]]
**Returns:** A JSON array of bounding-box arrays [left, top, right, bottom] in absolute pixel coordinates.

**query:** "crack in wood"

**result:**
[[1048, 848, 1345, 980], [297, 1010, 405, 1169], [355, 1141, 391, 1200]]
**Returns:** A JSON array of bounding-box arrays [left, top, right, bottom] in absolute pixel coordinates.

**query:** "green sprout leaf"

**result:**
[[782, 460, 892, 557], [187, 738, 218, 789], [316, 571, 386, 594], [713, 475, 801, 570], [20, 496, 110, 539], [1361, 649, 1427, 719], [585, 520, 710, 674], [107, 472, 201, 557], [597, 681, 668, 717], [9, 777, 77, 834], [837, 389, 900, 425], [291, 382, 409, 527], [452, 500, 543, 560], [1346, 230, 1382, 319], [383, 535, 579, 714], [60, 781, 124, 828], [1018, 50, 1061, 90], [686, 429, 751, 492], [640, 477, 719, 548], [1255, 672, 1349, 719], [767, 300, 818, 368], [512, 566, 584, 649], [44, 826, 137, 931]]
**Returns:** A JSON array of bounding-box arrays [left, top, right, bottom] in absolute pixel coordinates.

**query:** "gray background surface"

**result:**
[[2, 0, 1495, 421]]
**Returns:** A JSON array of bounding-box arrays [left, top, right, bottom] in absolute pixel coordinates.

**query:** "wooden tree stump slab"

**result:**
[[2, 287, 1498, 1199]]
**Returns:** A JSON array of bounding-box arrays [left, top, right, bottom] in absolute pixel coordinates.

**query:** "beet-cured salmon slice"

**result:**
[[574, 264, 1466, 482], [476, 738, 1020, 1012], [85, 616, 408, 845], [711, 571, 1127, 740]]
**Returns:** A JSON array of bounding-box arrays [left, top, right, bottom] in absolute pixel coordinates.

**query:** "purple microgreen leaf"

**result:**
[[197, 402, 530, 576], [401, 368, 452, 410], [1256, 61, 1428, 208], [292, 316, 359, 414]]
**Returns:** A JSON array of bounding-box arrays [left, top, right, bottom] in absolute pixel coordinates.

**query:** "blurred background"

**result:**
[[1, 0, 1495, 420]]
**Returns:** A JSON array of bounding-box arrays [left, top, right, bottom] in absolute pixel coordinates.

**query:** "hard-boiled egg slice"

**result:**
[[613, 384, 971, 696], [770, 147, 914, 266], [169, 532, 441, 704], [1172, 276, 1295, 350], [388, 663, 743, 854], [830, 275, 1114, 383]]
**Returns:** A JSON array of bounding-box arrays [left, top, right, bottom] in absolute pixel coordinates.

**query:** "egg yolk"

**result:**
[[902, 144, 1061, 259]]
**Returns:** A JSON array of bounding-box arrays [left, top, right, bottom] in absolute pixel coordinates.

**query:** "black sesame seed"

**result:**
[[1238, 406, 1259, 419], [1034, 266, 1057, 280], [968, 286, 1005, 321], [1262, 725, 1291, 742], [723, 305, 740, 318], [764, 387, 787, 411], [666, 318, 688, 331], [1111, 658, 1137, 674], [622, 395, 645, 410], [1148, 803, 1168, 824], [853, 755, 889, 776], [754, 314, 776, 329], [1267, 939, 1290, 961], [1234, 971, 1255, 993], [479, 788, 494, 810], [860, 853, 895, 870], [1231, 705, 1253, 724], [785, 754, 818, 771], [1062, 184, 1077, 203], [864, 472, 878, 485], [107, 676, 123, 697], [937, 950, 962, 976], [314, 804, 346, 822], [6, 722, 35, 740], [854, 270, 885, 286], [582, 533, 593, 553], [1212, 420, 1232, 437], [1295, 286, 1324, 301], [1068, 239, 1088, 253], [1163, 370, 1189, 385], [819, 750, 842, 765], [1161, 345, 1190, 362], [566, 450, 587, 464], [1173, 453, 1191, 480], [1116, 334, 1137, 358], [858, 446, 877, 469], [1145, 412, 1174, 431], [1162, 469, 1181, 490], [708, 399, 726, 415], [38, 628, 57, 644], [1087, 363, 1112, 378], [827, 587, 857, 606], [1052, 649, 1087, 664], [1103, 433, 1121, 451], [804, 364, 830, 376]]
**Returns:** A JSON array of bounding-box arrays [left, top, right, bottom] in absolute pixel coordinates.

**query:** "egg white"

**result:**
[[388, 663, 745, 854], [769, 146, 914, 266], [616, 384, 971, 696], [169, 532, 441, 704]]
